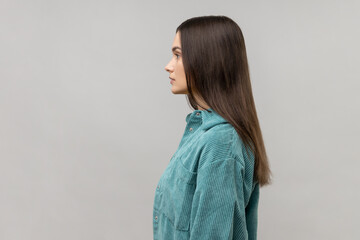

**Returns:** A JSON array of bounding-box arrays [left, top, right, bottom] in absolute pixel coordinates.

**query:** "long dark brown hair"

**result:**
[[176, 15, 272, 187]]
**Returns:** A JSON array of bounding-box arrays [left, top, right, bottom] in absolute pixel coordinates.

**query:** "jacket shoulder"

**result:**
[[196, 124, 238, 169]]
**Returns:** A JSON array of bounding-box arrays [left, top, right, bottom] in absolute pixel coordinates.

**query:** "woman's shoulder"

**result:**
[[195, 125, 238, 163], [198, 124, 252, 166], [200, 122, 235, 143]]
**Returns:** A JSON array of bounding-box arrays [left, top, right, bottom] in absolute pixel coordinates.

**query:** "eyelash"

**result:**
[[174, 54, 180, 59]]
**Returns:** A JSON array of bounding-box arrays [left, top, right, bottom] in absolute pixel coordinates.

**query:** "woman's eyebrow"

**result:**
[[172, 46, 182, 52]]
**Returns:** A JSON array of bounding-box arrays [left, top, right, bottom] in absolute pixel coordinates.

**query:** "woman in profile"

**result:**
[[153, 15, 272, 240]]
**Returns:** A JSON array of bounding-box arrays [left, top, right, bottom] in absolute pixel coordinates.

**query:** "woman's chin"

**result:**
[[171, 87, 187, 94]]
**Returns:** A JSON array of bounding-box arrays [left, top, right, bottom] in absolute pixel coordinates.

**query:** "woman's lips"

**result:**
[[169, 77, 175, 84]]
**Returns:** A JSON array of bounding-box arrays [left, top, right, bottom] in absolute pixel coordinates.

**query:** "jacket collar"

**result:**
[[185, 108, 229, 131]]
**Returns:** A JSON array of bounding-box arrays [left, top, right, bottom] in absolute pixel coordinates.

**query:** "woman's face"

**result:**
[[165, 31, 188, 94]]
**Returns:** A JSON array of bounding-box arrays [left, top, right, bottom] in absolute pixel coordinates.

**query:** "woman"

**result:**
[[153, 15, 272, 240]]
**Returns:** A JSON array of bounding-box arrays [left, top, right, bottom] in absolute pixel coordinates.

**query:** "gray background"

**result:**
[[1, 0, 359, 239]]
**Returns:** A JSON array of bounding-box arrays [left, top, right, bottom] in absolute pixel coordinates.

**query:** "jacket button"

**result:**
[[189, 127, 193, 131], [155, 216, 158, 220], [157, 185, 160, 190], [196, 112, 200, 116]]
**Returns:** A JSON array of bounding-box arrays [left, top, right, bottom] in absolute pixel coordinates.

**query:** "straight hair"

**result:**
[[176, 15, 272, 187]]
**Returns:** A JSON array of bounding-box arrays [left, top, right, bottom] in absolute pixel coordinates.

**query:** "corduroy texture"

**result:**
[[153, 108, 259, 240]]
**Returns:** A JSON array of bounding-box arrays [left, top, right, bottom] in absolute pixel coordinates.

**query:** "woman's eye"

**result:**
[[174, 54, 180, 59]]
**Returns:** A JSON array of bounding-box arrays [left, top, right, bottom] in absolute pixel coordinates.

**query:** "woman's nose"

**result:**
[[165, 63, 173, 72]]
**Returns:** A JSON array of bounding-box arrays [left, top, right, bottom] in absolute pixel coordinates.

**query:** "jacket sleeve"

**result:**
[[189, 157, 248, 240]]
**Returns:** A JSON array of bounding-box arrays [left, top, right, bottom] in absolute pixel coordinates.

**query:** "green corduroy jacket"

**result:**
[[153, 108, 259, 240]]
